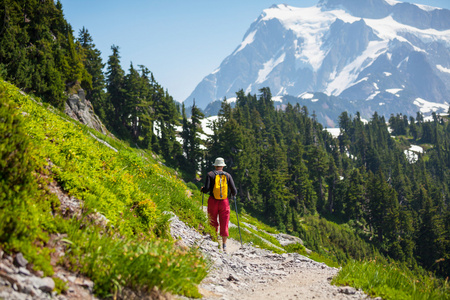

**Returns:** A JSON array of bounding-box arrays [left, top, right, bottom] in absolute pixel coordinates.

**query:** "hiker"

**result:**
[[201, 157, 237, 253]]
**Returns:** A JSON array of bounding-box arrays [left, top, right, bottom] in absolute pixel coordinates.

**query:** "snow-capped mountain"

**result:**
[[184, 0, 450, 125]]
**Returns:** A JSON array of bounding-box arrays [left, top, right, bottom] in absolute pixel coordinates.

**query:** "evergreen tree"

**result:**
[[105, 45, 126, 130], [77, 27, 105, 115], [344, 168, 366, 222], [181, 103, 204, 178], [288, 139, 316, 215]]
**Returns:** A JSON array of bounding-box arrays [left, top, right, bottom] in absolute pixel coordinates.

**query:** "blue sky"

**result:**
[[59, 0, 450, 103]]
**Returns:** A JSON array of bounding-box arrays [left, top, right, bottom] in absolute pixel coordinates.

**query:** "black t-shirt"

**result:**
[[202, 170, 237, 198]]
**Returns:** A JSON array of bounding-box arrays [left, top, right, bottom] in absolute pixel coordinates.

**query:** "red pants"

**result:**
[[207, 196, 230, 237]]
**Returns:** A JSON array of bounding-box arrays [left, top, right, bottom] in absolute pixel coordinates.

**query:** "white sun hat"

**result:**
[[213, 157, 226, 167]]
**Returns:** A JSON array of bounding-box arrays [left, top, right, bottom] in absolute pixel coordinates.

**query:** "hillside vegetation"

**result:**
[[0, 79, 211, 297]]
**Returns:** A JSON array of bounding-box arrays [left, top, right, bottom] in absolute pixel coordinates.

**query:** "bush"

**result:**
[[0, 84, 56, 275]]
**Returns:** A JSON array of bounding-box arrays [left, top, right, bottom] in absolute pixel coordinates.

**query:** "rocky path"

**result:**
[[170, 214, 372, 300]]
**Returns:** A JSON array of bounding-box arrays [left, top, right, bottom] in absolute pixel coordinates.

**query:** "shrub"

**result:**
[[0, 84, 56, 275]]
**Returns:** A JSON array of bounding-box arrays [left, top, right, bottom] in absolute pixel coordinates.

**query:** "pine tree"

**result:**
[[106, 45, 126, 131], [77, 27, 105, 114], [181, 103, 204, 178], [415, 187, 446, 273], [344, 168, 366, 222], [288, 139, 316, 215], [306, 144, 329, 212]]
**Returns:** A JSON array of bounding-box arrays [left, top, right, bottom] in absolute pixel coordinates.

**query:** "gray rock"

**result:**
[[0, 262, 15, 274], [227, 274, 240, 282], [38, 277, 55, 293], [14, 253, 28, 268], [64, 90, 108, 135], [339, 286, 357, 295], [5, 255, 13, 264], [80, 279, 94, 292], [18, 267, 31, 276]]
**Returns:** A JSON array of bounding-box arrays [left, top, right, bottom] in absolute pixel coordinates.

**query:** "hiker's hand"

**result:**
[[200, 186, 204, 192]]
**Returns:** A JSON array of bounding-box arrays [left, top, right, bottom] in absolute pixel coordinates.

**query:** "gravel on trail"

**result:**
[[170, 213, 373, 300]]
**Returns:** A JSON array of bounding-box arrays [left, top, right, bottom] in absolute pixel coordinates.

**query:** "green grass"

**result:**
[[298, 216, 379, 264], [333, 259, 450, 300], [284, 243, 340, 268], [62, 219, 208, 298], [239, 213, 280, 234], [0, 79, 210, 297]]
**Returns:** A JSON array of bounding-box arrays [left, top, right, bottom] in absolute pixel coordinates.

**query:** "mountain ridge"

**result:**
[[184, 0, 450, 124]]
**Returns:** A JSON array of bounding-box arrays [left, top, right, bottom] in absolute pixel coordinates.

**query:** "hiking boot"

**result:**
[[223, 244, 227, 254]]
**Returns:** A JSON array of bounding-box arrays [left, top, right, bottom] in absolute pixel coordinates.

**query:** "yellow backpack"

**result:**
[[213, 171, 228, 200]]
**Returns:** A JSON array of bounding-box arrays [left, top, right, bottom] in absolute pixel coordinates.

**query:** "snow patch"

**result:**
[[325, 128, 340, 138], [272, 96, 283, 102], [413, 98, 449, 113], [200, 116, 219, 136], [404, 150, 418, 163], [226, 97, 237, 104], [415, 4, 440, 12], [386, 88, 403, 94], [409, 144, 424, 153], [235, 30, 256, 54], [383, 72, 392, 77], [326, 40, 389, 95], [311, 98, 319, 102], [262, 5, 359, 71], [364, 15, 450, 47], [385, 0, 401, 5], [437, 65, 450, 74], [300, 92, 315, 99], [256, 53, 286, 84], [379, 102, 385, 106], [348, 77, 369, 88], [404, 144, 423, 164], [367, 91, 380, 101]]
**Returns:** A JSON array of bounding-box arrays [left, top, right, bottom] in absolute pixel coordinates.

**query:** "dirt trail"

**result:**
[[170, 214, 371, 300]]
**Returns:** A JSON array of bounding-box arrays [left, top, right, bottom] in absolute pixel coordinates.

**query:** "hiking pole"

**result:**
[[233, 195, 243, 247], [202, 192, 204, 211]]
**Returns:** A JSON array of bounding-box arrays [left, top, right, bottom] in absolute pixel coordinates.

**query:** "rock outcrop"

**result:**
[[64, 89, 108, 135]]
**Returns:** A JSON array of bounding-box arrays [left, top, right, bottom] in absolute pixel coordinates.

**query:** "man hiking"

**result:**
[[201, 157, 237, 253]]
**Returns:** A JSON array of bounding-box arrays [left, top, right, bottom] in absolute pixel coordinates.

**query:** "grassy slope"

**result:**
[[0, 80, 210, 298], [1, 79, 448, 299]]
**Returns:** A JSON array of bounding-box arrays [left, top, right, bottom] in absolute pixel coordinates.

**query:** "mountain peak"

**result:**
[[318, 0, 391, 18], [185, 0, 450, 119]]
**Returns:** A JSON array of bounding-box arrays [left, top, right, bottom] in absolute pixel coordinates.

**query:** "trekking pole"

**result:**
[[233, 195, 243, 247], [202, 192, 204, 212]]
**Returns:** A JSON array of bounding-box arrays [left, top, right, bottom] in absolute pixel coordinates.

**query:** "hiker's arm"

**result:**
[[201, 172, 211, 194], [228, 175, 237, 196]]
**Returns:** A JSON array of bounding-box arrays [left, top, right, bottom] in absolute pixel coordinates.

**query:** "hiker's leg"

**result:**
[[218, 198, 231, 239], [207, 196, 219, 232]]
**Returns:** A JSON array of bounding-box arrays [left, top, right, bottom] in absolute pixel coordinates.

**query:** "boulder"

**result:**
[[13, 253, 28, 268], [65, 89, 108, 135]]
